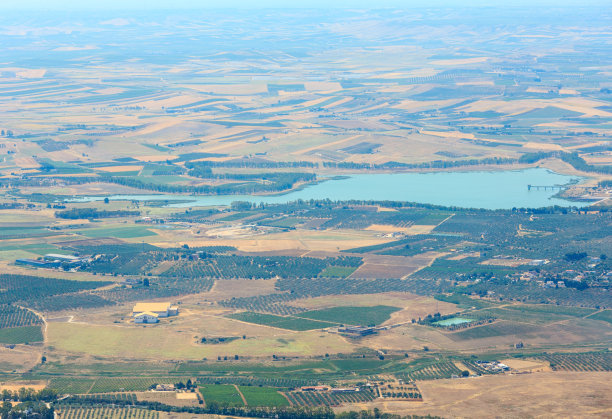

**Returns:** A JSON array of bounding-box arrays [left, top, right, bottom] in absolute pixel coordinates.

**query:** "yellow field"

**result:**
[[45, 312, 354, 360], [337, 372, 612, 418]]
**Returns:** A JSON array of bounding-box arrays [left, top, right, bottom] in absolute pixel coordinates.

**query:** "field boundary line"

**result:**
[[234, 384, 248, 406], [86, 379, 97, 394], [280, 391, 293, 406], [212, 314, 300, 333], [18, 305, 47, 344], [583, 309, 605, 319]]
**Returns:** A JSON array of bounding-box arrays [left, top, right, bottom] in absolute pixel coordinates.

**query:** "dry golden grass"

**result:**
[[96, 165, 143, 172], [0, 345, 43, 373], [0, 381, 47, 392], [46, 316, 354, 360], [365, 224, 412, 233], [499, 358, 551, 372], [194, 279, 277, 302], [523, 142, 565, 151], [135, 155, 178, 162], [421, 130, 476, 140], [337, 372, 612, 418], [136, 391, 200, 407], [161, 229, 390, 253], [430, 57, 489, 66], [292, 134, 364, 155]]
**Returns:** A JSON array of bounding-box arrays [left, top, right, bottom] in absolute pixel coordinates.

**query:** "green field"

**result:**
[[238, 386, 289, 407], [448, 321, 538, 341], [0, 326, 43, 344], [199, 384, 245, 406], [318, 266, 358, 278], [75, 226, 157, 239], [434, 293, 497, 310], [49, 378, 96, 394], [331, 359, 392, 372], [501, 304, 596, 318], [229, 312, 337, 331], [478, 306, 596, 325], [588, 310, 612, 325], [298, 305, 401, 326]]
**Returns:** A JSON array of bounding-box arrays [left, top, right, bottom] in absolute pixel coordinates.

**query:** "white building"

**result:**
[[132, 302, 179, 318], [134, 312, 159, 324]]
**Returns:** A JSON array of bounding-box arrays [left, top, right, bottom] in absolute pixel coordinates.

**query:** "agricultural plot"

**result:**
[[73, 393, 138, 403], [228, 312, 337, 331], [285, 388, 377, 407], [0, 274, 111, 307], [49, 378, 192, 394], [0, 325, 43, 344], [237, 386, 289, 407], [396, 359, 464, 381], [75, 226, 157, 239], [57, 406, 159, 419], [219, 292, 305, 315], [540, 352, 612, 372], [318, 266, 358, 278], [588, 310, 612, 325], [160, 255, 361, 280], [330, 359, 392, 372], [476, 306, 595, 325], [0, 305, 43, 329], [447, 321, 538, 341], [298, 305, 401, 326], [49, 378, 96, 395], [1, 8, 612, 419], [199, 384, 244, 406], [89, 378, 180, 393]]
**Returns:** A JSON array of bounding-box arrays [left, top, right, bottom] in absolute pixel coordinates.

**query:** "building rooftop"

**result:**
[[134, 311, 159, 318], [133, 302, 171, 313], [44, 253, 80, 260]]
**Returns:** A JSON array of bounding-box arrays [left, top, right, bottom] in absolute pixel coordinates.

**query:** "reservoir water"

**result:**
[[433, 318, 474, 326], [77, 168, 586, 210]]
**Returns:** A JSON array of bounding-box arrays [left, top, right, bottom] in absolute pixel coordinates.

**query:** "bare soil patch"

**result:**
[[337, 372, 612, 418]]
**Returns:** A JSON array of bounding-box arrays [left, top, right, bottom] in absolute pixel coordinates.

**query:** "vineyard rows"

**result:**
[[161, 255, 361, 280], [285, 389, 376, 407], [73, 393, 138, 403], [57, 405, 159, 419], [96, 277, 214, 303], [0, 305, 43, 329], [0, 274, 110, 306], [540, 352, 612, 372], [51, 376, 316, 394], [396, 360, 463, 381]]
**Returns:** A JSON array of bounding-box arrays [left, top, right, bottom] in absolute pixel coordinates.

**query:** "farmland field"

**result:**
[[237, 386, 289, 407], [228, 312, 337, 331], [297, 305, 401, 326], [199, 384, 244, 406], [57, 406, 159, 419], [588, 310, 612, 325], [0, 4, 611, 419], [0, 326, 43, 344]]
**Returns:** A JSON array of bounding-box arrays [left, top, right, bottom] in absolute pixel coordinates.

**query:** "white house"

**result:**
[[134, 311, 159, 324]]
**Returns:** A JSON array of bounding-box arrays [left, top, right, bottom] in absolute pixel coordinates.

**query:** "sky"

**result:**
[[0, 0, 609, 10]]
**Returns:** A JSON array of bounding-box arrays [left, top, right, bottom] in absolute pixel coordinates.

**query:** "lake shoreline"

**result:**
[[69, 168, 589, 210]]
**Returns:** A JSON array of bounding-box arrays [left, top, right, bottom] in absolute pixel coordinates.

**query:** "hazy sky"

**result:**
[[0, 0, 608, 10]]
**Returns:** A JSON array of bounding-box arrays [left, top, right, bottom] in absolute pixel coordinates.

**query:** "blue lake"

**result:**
[[76, 168, 587, 210]]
